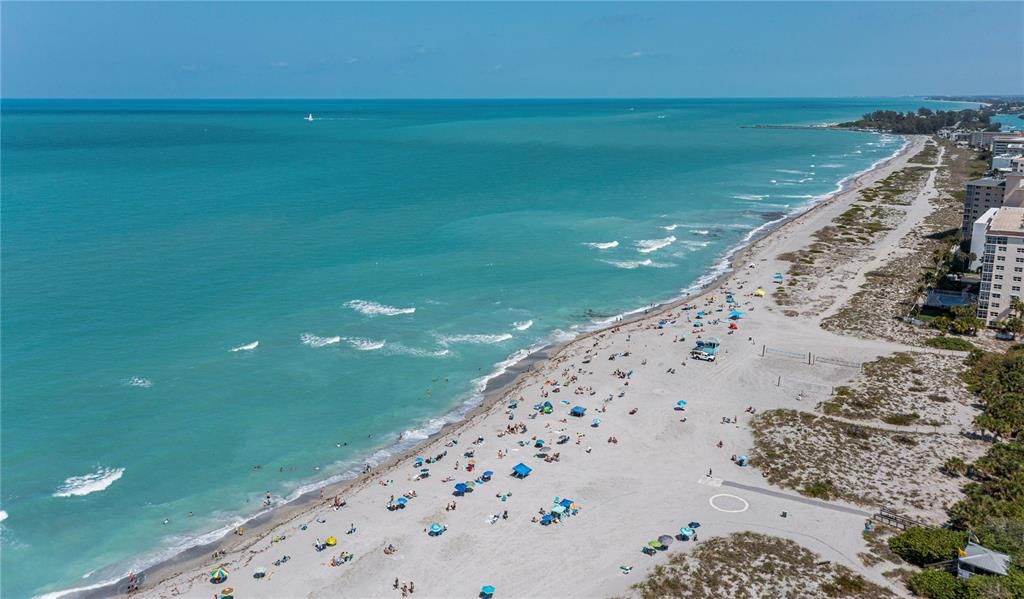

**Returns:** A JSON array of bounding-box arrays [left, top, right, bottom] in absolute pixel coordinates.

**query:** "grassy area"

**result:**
[[820, 352, 972, 426], [821, 138, 986, 345], [626, 532, 895, 599], [912, 141, 940, 166], [924, 336, 975, 351], [750, 409, 984, 518]]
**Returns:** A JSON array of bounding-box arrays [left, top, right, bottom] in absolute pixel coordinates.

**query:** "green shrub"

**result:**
[[801, 480, 835, 500], [942, 457, 968, 477], [907, 569, 962, 599], [888, 527, 967, 566], [883, 412, 920, 426], [924, 336, 975, 351]]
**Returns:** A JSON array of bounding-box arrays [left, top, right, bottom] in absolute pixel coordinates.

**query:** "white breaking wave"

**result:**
[[300, 333, 342, 347], [0, 510, 7, 523], [584, 241, 619, 250], [345, 299, 416, 317], [230, 341, 259, 352], [601, 258, 673, 269], [343, 337, 386, 351], [438, 333, 514, 346], [636, 235, 676, 253], [124, 377, 152, 388], [776, 168, 814, 175], [818, 163, 845, 168], [732, 194, 768, 201], [776, 194, 815, 199], [691, 229, 710, 236], [512, 320, 534, 331], [53, 467, 125, 498], [387, 344, 451, 358], [661, 224, 679, 231]]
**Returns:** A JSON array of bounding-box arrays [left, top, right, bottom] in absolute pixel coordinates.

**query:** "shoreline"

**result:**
[[54, 132, 919, 599]]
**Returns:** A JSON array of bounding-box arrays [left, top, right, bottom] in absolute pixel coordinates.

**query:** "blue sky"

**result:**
[[2, 1, 1022, 98]]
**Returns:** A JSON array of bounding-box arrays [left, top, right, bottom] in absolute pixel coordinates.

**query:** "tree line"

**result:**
[[839, 107, 999, 134]]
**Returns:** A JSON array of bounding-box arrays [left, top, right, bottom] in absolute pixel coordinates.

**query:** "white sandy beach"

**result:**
[[130, 136, 945, 599]]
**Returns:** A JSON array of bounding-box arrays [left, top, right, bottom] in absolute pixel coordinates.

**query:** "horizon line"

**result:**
[[2, 95, 1011, 102]]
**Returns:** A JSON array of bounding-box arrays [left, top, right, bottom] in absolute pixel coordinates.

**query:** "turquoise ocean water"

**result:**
[[1, 98, 966, 597]]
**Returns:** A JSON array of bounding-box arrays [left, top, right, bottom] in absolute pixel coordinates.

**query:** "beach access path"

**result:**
[[134, 136, 933, 599]]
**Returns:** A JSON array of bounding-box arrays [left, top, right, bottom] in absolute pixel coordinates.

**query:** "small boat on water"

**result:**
[[304, 113, 314, 122]]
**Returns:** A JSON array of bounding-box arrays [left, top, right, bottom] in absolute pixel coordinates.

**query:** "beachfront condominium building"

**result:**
[[976, 206, 1024, 326], [992, 135, 1024, 155], [962, 173, 1024, 239], [970, 131, 1002, 150]]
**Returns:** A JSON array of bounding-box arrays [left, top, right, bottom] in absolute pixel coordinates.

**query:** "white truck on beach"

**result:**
[[690, 338, 720, 362]]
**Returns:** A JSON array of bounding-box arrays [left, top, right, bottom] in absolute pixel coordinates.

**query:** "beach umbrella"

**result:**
[[220, 587, 235, 599], [210, 567, 228, 582], [396, 497, 408, 505], [253, 566, 266, 578], [658, 535, 674, 546], [538, 446, 552, 453], [325, 536, 337, 546], [430, 522, 444, 534], [482, 585, 496, 596], [591, 418, 601, 427], [688, 521, 701, 529], [455, 483, 468, 493], [647, 540, 663, 550], [679, 527, 695, 538], [483, 470, 493, 478], [675, 400, 687, 408]]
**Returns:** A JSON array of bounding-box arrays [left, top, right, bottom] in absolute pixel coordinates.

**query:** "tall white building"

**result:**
[[977, 206, 1024, 326]]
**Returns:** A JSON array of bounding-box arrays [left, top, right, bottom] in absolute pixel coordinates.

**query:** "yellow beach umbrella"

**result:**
[[754, 288, 766, 297], [325, 536, 337, 546], [210, 567, 228, 581]]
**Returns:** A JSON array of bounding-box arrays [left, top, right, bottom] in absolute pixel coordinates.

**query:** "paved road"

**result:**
[[722, 480, 873, 517]]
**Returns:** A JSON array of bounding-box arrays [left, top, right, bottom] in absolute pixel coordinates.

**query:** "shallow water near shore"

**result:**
[[1, 97, 963, 597]]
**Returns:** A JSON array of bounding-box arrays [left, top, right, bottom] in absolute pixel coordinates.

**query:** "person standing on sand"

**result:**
[[394, 578, 399, 590]]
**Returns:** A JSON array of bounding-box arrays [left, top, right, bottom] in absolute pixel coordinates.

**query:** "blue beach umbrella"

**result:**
[[675, 400, 687, 408], [679, 527, 695, 538], [482, 585, 496, 596], [430, 522, 444, 534], [396, 497, 408, 505], [688, 521, 701, 529]]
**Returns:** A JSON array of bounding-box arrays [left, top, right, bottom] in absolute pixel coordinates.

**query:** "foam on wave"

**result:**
[[732, 194, 768, 201], [636, 235, 676, 253], [300, 333, 342, 347], [512, 320, 534, 331], [438, 333, 514, 346], [584, 241, 619, 250], [230, 341, 259, 352], [344, 337, 386, 351], [124, 377, 152, 388], [345, 300, 416, 317], [53, 467, 125, 498]]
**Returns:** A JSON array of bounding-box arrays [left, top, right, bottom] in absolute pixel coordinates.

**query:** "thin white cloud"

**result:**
[[621, 50, 646, 60], [269, 60, 289, 68]]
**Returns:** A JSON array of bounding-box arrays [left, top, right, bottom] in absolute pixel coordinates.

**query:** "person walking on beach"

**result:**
[[707, 468, 713, 477], [394, 578, 399, 590]]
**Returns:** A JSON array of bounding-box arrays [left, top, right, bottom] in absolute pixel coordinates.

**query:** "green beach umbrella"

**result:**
[[210, 566, 228, 582]]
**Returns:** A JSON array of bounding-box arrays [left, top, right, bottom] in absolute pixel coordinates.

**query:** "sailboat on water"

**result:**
[[304, 113, 315, 122]]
